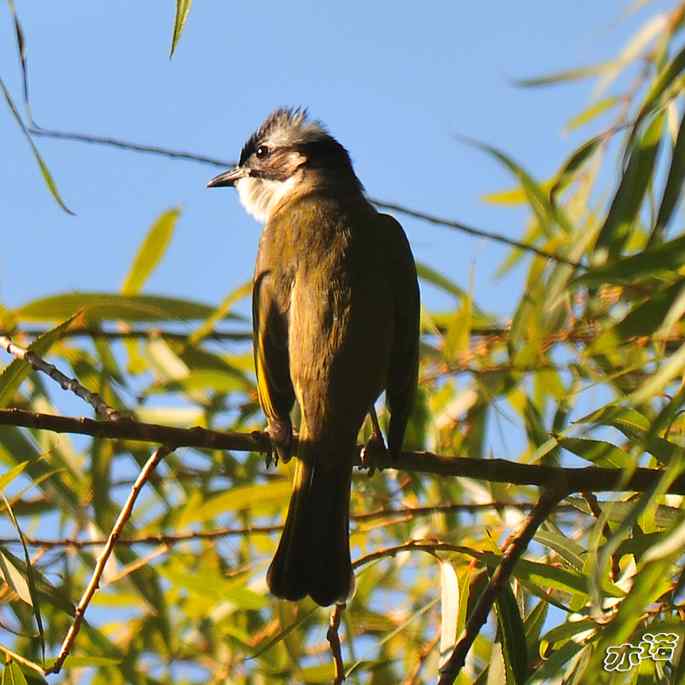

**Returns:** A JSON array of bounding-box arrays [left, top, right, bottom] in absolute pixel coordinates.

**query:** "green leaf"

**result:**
[[157, 566, 266, 609], [416, 262, 468, 300], [635, 42, 685, 127], [575, 233, 685, 286], [594, 111, 665, 258], [189, 280, 252, 346], [630, 340, 685, 404], [482, 181, 553, 206], [514, 63, 610, 87], [0, 547, 74, 616], [0, 76, 73, 215], [178, 480, 291, 526], [0, 461, 29, 493], [0, 312, 79, 408], [549, 135, 603, 204], [16, 292, 244, 323], [558, 437, 630, 468], [495, 584, 528, 685], [3, 496, 44, 659], [526, 641, 586, 684], [63, 656, 122, 668], [170, 0, 192, 57], [463, 138, 573, 236], [0, 549, 31, 605], [650, 107, 685, 246], [247, 606, 318, 660], [2, 662, 28, 685], [565, 96, 620, 132], [121, 208, 180, 295], [613, 280, 685, 338]]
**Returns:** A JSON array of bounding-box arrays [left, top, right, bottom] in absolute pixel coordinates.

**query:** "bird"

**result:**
[[207, 107, 420, 607]]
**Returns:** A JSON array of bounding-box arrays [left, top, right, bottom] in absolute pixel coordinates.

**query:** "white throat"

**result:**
[[235, 175, 299, 223]]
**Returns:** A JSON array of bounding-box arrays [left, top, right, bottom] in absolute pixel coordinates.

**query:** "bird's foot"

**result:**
[[361, 433, 387, 476], [362, 406, 388, 475], [266, 419, 293, 468]]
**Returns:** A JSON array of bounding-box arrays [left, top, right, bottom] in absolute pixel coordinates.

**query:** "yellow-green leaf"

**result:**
[[0, 76, 73, 215], [121, 208, 180, 295], [170, 0, 193, 57]]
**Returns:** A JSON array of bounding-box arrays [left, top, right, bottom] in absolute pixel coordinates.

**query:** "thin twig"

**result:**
[[369, 198, 583, 268], [582, 491, 621, 581], [46, 445, 172, 675], [327, 603, 346, 684], [0, 502, 580, 549], [3, 408, 685, 494], [27, 126, 579, 266], [0, 336, 122, 420], [437, 489, 565, 684], [28, 126, 234, 167], [353, 541, 481, 570], [0, 643, 45, 676]]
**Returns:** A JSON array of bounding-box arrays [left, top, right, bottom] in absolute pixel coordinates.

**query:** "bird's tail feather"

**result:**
[[267, 456, 352, 607]]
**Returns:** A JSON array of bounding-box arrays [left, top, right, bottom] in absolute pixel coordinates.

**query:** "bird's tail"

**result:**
[[267, 454, 353, 607]]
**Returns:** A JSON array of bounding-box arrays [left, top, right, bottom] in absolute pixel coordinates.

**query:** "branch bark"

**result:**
[[437, 489, 564, 684], [3, 408, 685, 494]]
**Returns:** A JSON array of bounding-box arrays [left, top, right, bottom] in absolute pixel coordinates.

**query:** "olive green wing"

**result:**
[[378, 213, 420, 455], [252, 271, 295, 439]]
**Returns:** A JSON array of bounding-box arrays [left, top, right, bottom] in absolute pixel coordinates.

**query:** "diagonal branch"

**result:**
[[46, 445, 173, 675], [28, 126, 578, 266], [0, 336, 122, 420], [327, 603, 346, 684], [437, 489, 565, 684]]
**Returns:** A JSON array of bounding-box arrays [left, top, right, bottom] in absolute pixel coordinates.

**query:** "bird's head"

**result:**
[[207, 107, 362, 222]]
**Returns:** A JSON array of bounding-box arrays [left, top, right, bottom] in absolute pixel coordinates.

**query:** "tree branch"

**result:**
[[46, 445, 172, 675], [0, 336, 122, 420], [327, 603, 346, 684], [2, 408, 684, 494], [27, 125, 579, 267], [437, 489, 564, 684]]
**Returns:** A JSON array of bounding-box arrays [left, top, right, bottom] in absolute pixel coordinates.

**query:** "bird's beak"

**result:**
[[207, 166, 247, 188]]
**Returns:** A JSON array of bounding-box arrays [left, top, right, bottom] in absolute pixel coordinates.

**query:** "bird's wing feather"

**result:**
[[378, 213, 420, 454], [252, 271, 295, 425]]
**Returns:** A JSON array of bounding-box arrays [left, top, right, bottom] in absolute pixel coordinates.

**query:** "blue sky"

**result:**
[[0, 1, 663, 321]]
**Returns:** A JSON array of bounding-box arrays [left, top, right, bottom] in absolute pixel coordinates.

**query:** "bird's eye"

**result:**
[[256, 145, 269, 159]]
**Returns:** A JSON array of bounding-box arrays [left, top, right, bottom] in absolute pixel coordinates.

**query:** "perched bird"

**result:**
[[208, 108, 420, 607]]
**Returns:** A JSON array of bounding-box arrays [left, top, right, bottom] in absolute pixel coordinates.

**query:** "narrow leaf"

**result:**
[[246, 606, 318, 660], [575, 233, 685, 286], [549, 135, 603, 205], [594, 111, 664, 258], [121, 208, 180, 295], [3, 496, 44, 659], [650, 107, 685, 245], [565, 96, 620, 132], [636, 41, 685, 125], [170, 0, 193, 57], [2, 663, 28, 685], [630, 340, 685, 403], [0, 76, 73, 214], [439, 561, 459, 667], [17, 292, 244, 323], [495, 584, 528, 685], [189, 280, 252, 346]]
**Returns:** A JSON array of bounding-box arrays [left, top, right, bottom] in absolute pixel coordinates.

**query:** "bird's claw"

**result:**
[[266, 419, 293, 467], [361, 434, 387, 476]]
